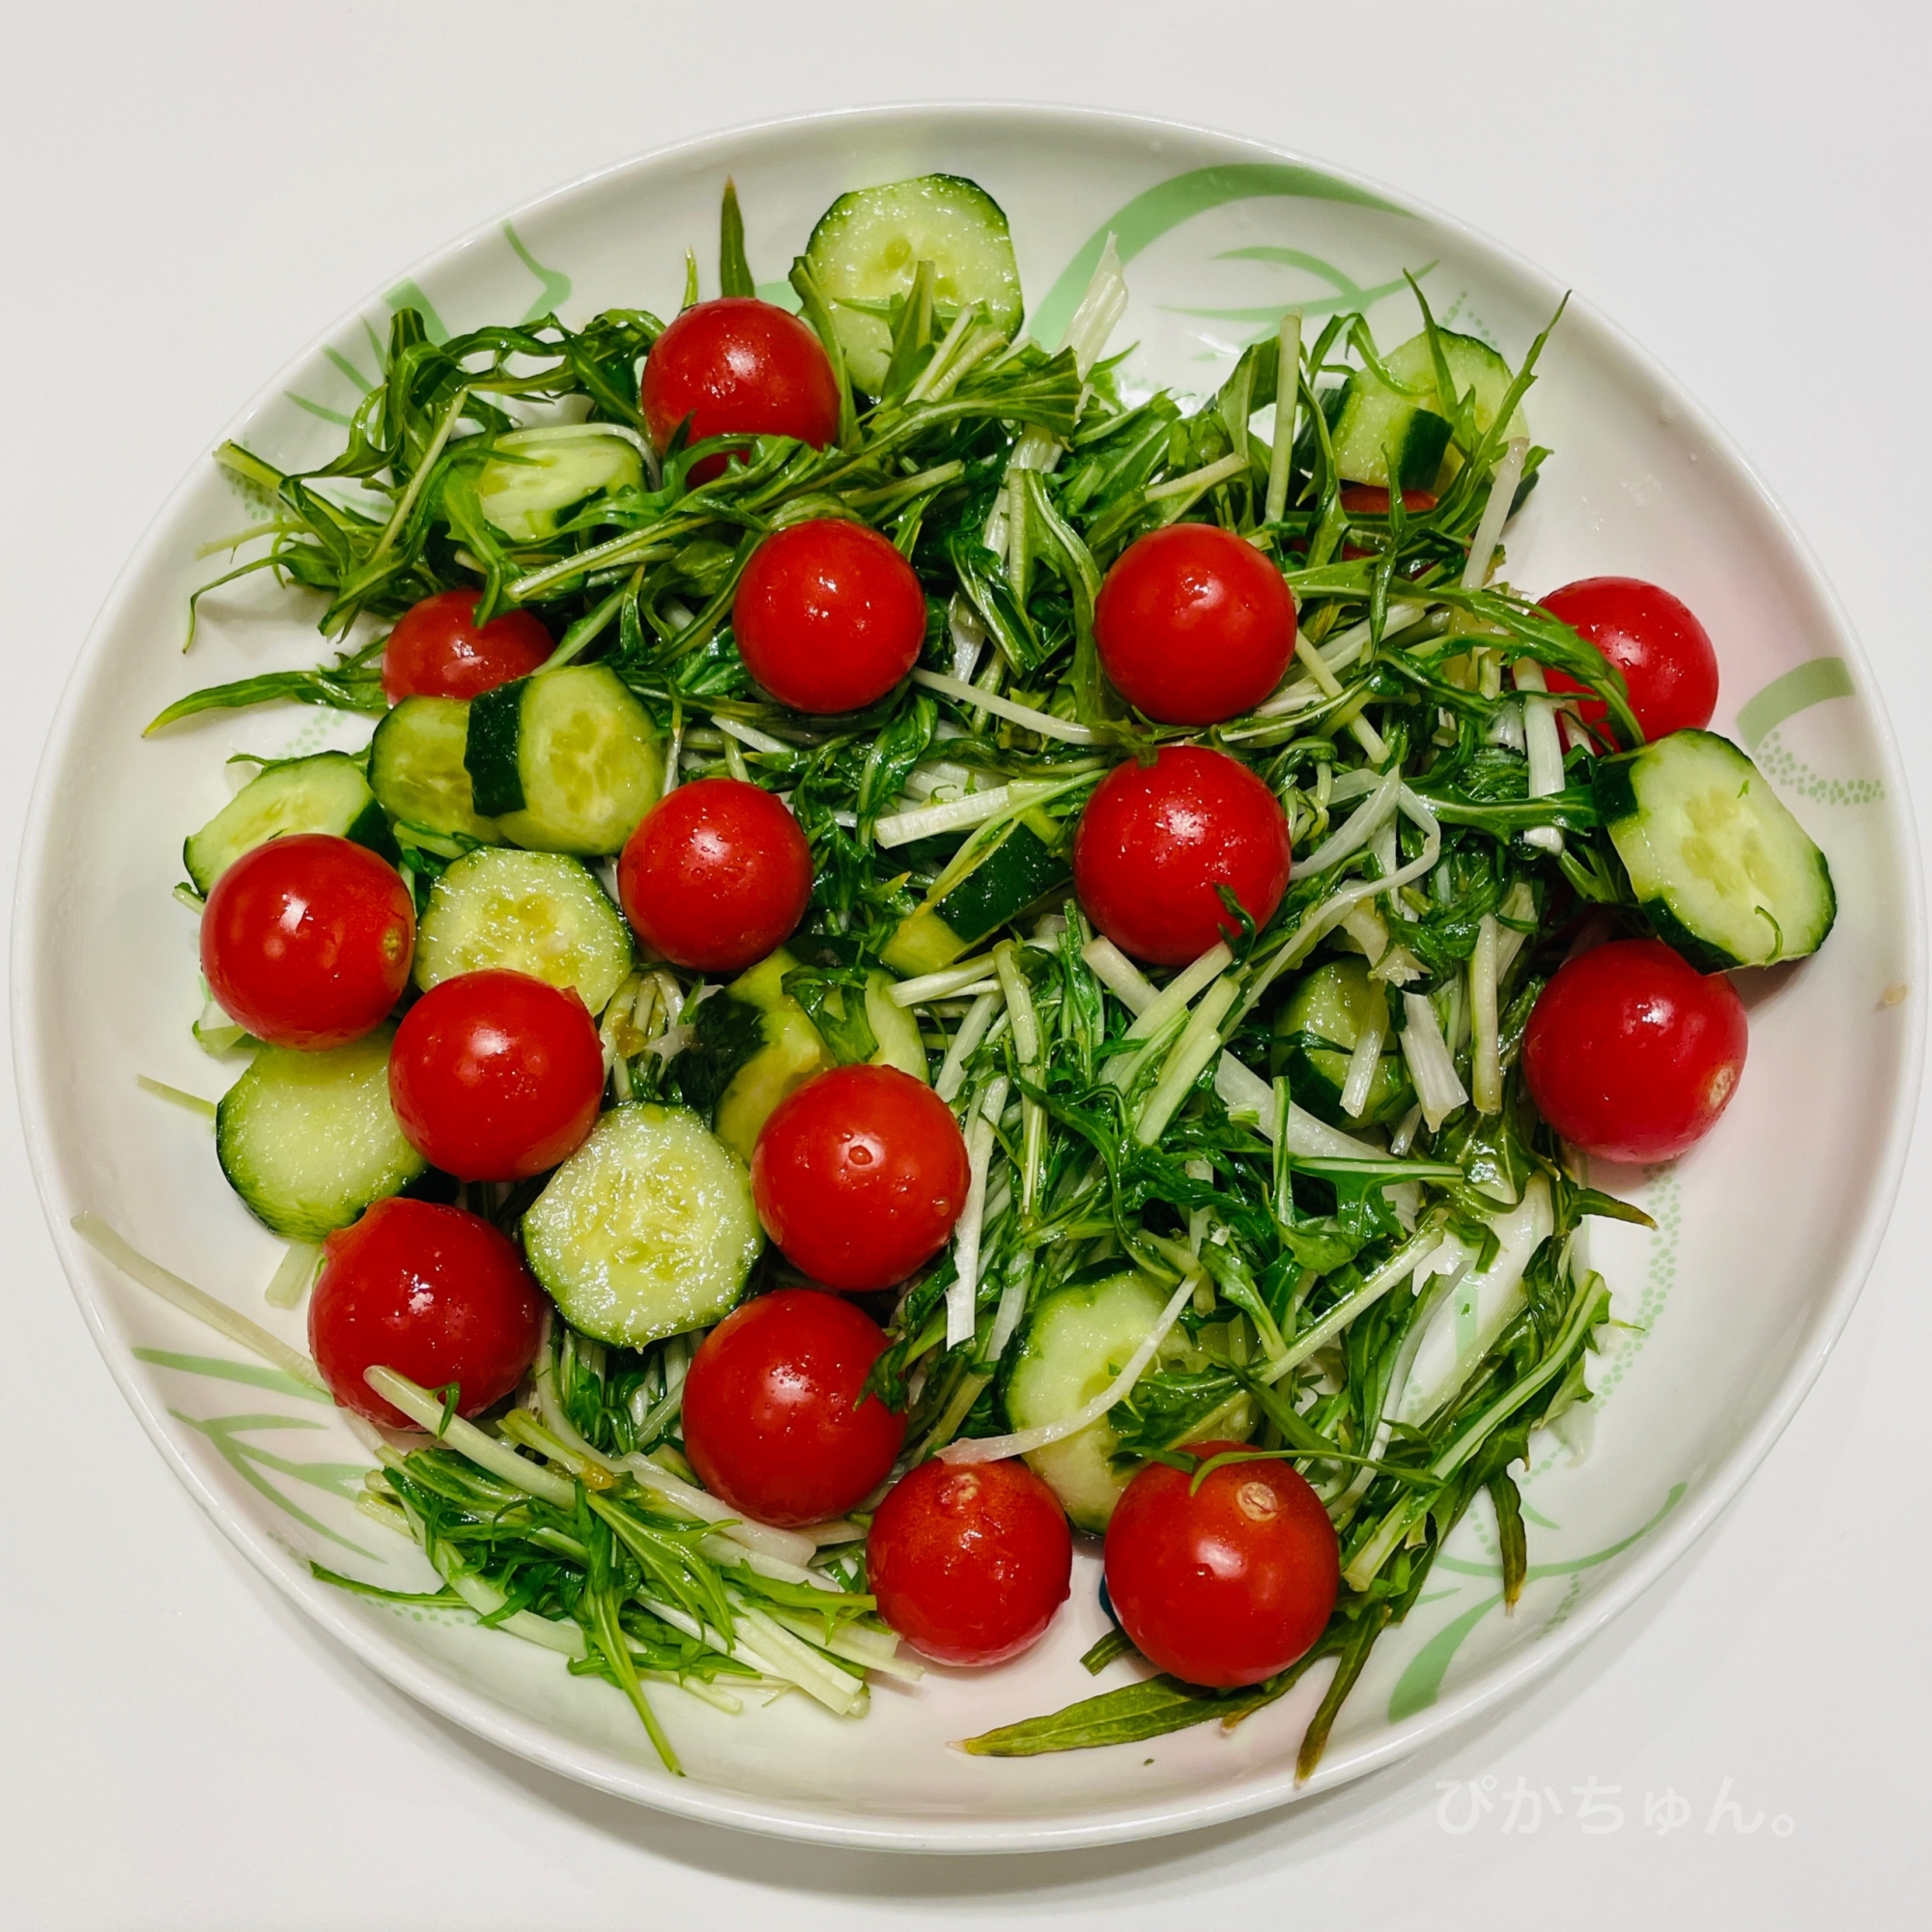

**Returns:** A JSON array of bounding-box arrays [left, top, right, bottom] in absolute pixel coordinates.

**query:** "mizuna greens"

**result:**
[[134, 171, 1833, 1780]]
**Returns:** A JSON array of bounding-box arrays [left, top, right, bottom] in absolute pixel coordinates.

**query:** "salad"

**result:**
[[100, 171, 1836, 1779]]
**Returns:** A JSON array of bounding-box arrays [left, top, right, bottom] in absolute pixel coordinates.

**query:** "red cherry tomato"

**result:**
[[1093, 524, 1296, 725], [640, 297, 840, 483], [679, 1288, 905, 1527], [617, 778, 812, 974], [1073, 746, 1293, 966], [382, 588, 554, 704], [1522, 937, 1747, 1162], [731, 520, 927, 714], [867, 1457, 1072, 1666], [751, 1065, 969, 1292], [387, 969, 605, 1181], [201, 833, 414, 1050], [1538, 576, 1719, 740], [309, 1198, 544, 1427], [1103, 1443, 1339, 1689], [1338, 486, 1438, 515]]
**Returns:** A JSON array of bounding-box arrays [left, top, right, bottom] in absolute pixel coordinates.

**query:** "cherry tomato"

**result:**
[[1338, 486, 1438, 515], [1073, 746, 1293, 966], [617, 778, 812, 974], [201, 833, 414, 1050], [309, 1198, 544, 1428], [679, 1288, 905, 1526], [1538, 576, 1719, 740], [1103, 1443, 1339, 1689], [387, 969, 604, 1181], [751, 1064, 970, 1292], [1093, 524, 1296, 724], [1522, 937, 1747, 1162], [731, 519, 927, 715], [867, 1457, 1073, 1666], [381, 588, 554, 704], [640, 297, 840, 483]]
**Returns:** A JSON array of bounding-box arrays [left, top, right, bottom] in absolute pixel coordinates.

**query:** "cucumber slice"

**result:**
[[677, 949, 832, 1161], [466, 665, 663, 856], [1004, 1270, 1190, 1532], [1595, 729, 1836, 969], [414, 847, 634, 1012], [184, 753, 395, 894], [1325, 378, 1452, 494], [880, 820, 1068, 976], [1271, 957, 1415, 1128], [1329, 328, 1529, 489], [523, 1103, 763, 1348], [368, 696, 504, 843], [476, 427, 644, 542], [215, 1030, 426, 1240], [804, 174, 1024, 395]]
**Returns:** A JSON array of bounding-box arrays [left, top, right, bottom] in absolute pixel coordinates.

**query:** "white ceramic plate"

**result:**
[[13, 104, 1921, 1853]]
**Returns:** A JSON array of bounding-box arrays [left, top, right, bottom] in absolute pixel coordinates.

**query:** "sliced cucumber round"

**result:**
[[414, 847, 634, 1012], [804, 173, 1023, 396], [1330, 327, 1529, 490], [523, 1103, 763, 1348], [477, 427, 644, 542], [185, 752, 395, 894], [1271, 956, 1414, 1128], [1004, 1270, 1187, 1533], [369, 696, 504, 843], [1595, 728, 1836, 969], [215, 1030, 426, 1240], [465, 664, 663, 856]]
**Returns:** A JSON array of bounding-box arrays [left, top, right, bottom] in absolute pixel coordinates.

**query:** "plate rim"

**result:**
[[12, 99, 1925, 1854]]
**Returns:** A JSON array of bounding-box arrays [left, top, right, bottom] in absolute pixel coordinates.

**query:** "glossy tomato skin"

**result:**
[[1104, 1443, 1339, 1689], [381, 588, 554, 703], [1073, 746, 1293, 965], [201, 833, 415, 1050], [309, 1198, 544, 1427], [1094, 524, 1296, 725], [1338, 486, 1438, 515], [1538, 576, 1719, 740], [617, 778, 813, 973], [867, 1457, 1072, 1666], [387, 969, 605, 1181], [751, 1065, 970, 1292], [640, 297, 839, 482], [731, 520, 927, 714], [680, 1289, 905, 1526], [1522, 937, 1747, 1162]]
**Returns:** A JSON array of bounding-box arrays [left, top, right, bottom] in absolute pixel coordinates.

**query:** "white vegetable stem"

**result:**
[[1293, 768, 1402, 876], [909, 669, 1097, 745], [365, 1367, 578, 1507], [1469, 914, 1503, 1114], [939, 1274, 1197, 1464], [621, 1456, 817, 1567], [1460, 436, 1529, 591], [264, 1240, 322, 1311], [73, 1213, 328, 1395], [1080, 939, 1382, 1158], [1399, 992, 1469, 1131], [983, 236, 1127, 557], [947, 1075, 1010, 1349], [1264, 308, 1303, 526], [934, 988, 1003, 1101], [1340, 980, 1390, 1121], [1136, 978, 1239, 1145]]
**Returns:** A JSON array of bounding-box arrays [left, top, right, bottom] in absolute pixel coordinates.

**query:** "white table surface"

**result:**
[[4, 3, 1926, 1924]]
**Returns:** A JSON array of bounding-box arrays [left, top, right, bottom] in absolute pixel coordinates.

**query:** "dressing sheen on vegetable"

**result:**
[[140, 170, 1836, 1780]]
